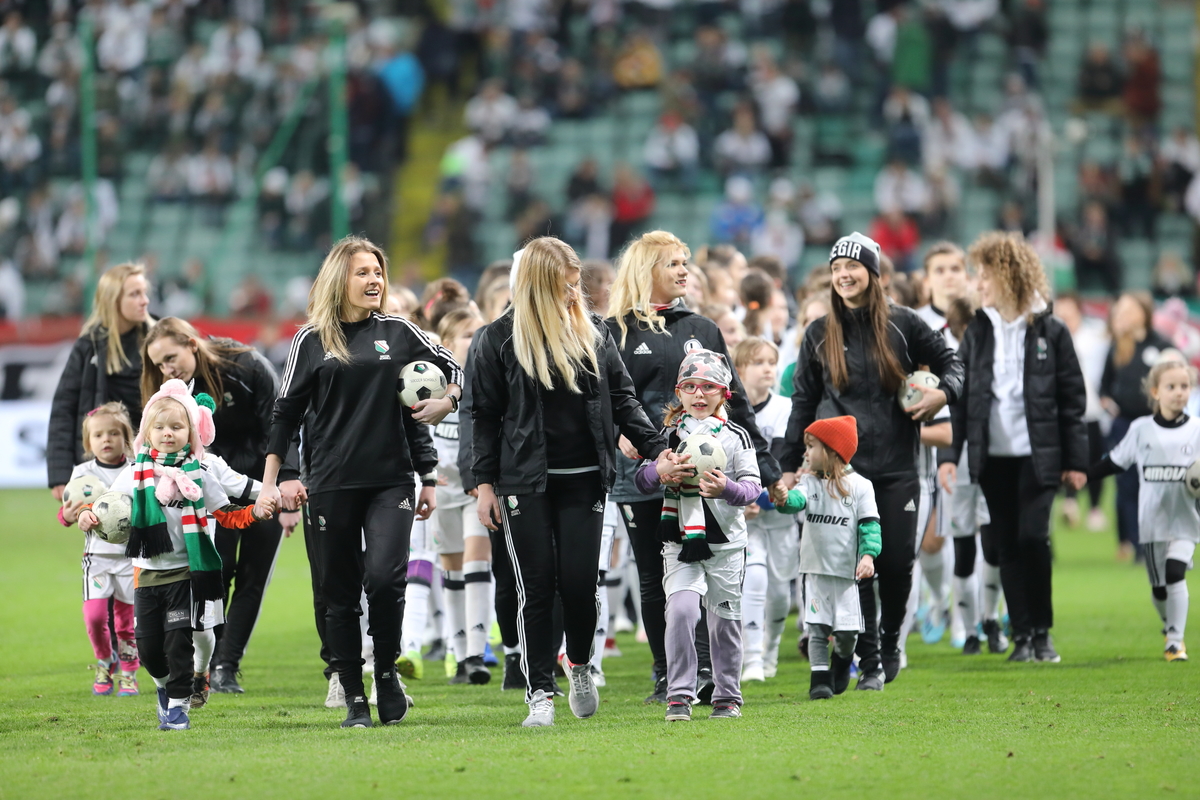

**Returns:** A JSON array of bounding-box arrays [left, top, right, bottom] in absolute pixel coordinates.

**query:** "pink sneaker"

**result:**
[[117, 674, 139, 697], [92, 661, 114, 696]]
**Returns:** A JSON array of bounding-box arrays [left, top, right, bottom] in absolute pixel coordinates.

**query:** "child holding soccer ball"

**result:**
[[776, 416, 881, 698], [635, 349, 762, 721], [58, 401, 140, 697], [79, 379, 275, 731], [1091, 356, 1198, 662]]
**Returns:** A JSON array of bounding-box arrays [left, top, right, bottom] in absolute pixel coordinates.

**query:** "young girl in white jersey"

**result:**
[[79, 380, 275, 731], [1093, 357, 1198, 661], [634, 349, 762, 721], [776, 416, 881, 699], [732, 337, 798, 681], [59, 402, 140, 697]]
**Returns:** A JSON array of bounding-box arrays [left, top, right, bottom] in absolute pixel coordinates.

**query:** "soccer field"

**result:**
[[1, 488, 1196, 800]]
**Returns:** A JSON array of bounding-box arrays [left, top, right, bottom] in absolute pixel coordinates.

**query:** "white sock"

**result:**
[[764, 574, 791, 670], [741, 562, 768, 667], [359, 588, 374, 670], [593, 571, 609, 671], [427, 571, 444, 645], [920, 548, 947, 612], [607, 568, 628, 628], [402, 578, 431, 655], [152, 675, 168, 689], [444, 570, 467, 661], [954, 573, 979, 635], [898, 561, 922, 653], [981, 563, 1003, 621], [1153, 593, 1168, 624], [1166, 580, 1189, 647], [505, 645, 521, 655], [463, 561, 492, 658], [193, 629, 215, 675]]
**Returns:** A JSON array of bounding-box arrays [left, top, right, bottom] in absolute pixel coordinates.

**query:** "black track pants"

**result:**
[[498, 473, 605, 699], [302, 506, 334, 680], [489, 524, 520, 649], [855, 473, 920, 674], [135, 580, 195, 700], [307, 484, 415, 698], [979, 456, 1056, 637], [213, 516, 284, 671]]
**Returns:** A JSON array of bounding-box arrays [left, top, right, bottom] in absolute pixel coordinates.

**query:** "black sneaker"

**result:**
[[982, 619, 1009, 654], [463, 655, 492, 685], [1007, 637, 1034, 662], [709, 703, 742, 718], [962, 635, 982, 655], [448, 661, 470, 685], [855, 668, 884, 691], [798, 634, 810, 660], [374, 670, 409, 725], [665, 695, 692, 722], [210, 665, 243, 694], [881, 649, 902, 684], [342, 695, 372, 728], [809, 670, 834, 700], [501, 653, 525, 691], [830, 652, 853, 695], [423, 639, 446, 662], [695, 667, 715, 705], [1032, 630, 1061, 663], [645, 675, 668, 704]]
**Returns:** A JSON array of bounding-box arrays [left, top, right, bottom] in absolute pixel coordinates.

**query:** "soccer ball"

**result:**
[[398, 361, 448, 407], [62, 475, 104, 507], [897, 370, 941, 411], [90, 491, 133, 545], [1185, 460, 1200, 499], [675, 434, 728, 485]]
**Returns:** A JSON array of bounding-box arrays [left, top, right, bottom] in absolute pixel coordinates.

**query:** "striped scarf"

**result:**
[[126, 443, 224, 600], [659, 414, 725, 563]]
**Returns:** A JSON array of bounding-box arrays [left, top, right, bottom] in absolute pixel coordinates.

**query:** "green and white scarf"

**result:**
[[659, 414, 725, 563]]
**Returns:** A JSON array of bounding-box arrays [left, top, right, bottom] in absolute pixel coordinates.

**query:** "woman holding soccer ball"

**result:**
[[772, 232, 962, 690], [471, 236, 672, 727], [48, 263, 152, 500], [140, 317, 304, 695], [258, 235, 462, 729]]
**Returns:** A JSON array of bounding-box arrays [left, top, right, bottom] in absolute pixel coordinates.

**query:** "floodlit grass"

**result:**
[[1, 487, 1197, 799]]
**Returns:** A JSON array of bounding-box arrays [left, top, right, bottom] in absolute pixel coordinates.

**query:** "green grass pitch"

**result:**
[[1, 487, 1197, 799]]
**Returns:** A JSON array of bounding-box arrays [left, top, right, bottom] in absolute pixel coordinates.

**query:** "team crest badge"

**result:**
[[374, 340, 390, 353], [683, 338, 702, 354]]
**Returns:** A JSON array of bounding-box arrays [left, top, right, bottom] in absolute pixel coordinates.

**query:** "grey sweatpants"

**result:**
[[806, 623, 857, 671], [666, 591, 743, 705]]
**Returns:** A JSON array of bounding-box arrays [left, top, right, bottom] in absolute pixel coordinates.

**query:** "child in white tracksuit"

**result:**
[[635, 349, 761, 721]]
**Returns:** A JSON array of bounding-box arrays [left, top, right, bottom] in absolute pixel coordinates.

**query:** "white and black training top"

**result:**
[[751, 393, 797, 532], [268, 313, 462, 493], [1106, 413, 1200, 545], [69, 458, 129, 556], [797, 471, 879, 580], [432, 408, 472, 510]]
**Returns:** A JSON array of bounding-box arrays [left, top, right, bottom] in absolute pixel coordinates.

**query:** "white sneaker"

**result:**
[[899, 651, 908, 670], [566, 659, 599, 718], [613, 615, 634, 634], [590, 665, 606, 687], [762, 662, 778, 679], [522, 689, 555, 727], [325, 673, 346, 708], [741, 662, 766, 682]]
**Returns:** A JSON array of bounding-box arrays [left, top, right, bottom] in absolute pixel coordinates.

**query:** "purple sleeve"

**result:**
[[720, 477, 762, 506], [634, 461, 663, 494]]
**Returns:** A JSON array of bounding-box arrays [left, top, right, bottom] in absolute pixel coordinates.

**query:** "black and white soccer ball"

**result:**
[[91, 491, 132, 545], [62, 475, 104, 507], [398, 361, 448, 407], [675, 434, 728, 484], [898, 370, 940, 411], [1186, 460, 1200, 499]]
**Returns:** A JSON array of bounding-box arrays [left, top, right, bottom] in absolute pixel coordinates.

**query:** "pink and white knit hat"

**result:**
[[135, 378, 216, 456]]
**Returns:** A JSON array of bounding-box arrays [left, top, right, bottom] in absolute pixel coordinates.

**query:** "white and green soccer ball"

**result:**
[[675, 434, 728, 485], [62, 475, 105, 507], [398, 361, 448, 407], [91, 491, 133, 545], [1186, 460, 1200, 499], [898, 370, 940, 411]]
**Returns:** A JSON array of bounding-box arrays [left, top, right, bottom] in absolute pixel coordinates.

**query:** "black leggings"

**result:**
[[213, 517, 284, 671], [307, 484, 416, 698], [953, 527, 998, 578], [978, 456, 1056, 638], [498, 473, 604, 698], [302, 506, 334, 680], [619, 497, 711, 679], [489, 524, 520, 649], [855, 473, 920, 674]]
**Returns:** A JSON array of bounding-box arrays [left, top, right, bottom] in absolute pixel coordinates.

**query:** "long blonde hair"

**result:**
[[81, 262, 151, 374], [307, 235, 390, 363], [512, 237, 599, 392], [608, 230, 691, 348]]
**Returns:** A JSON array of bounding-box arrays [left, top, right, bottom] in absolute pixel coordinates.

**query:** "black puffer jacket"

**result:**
[[938, 308, 1089, 488], [605, 303, 781, 503], [47, 325, 148, 487], [470, 309, 669, 495], [781, 304, 963, 479]]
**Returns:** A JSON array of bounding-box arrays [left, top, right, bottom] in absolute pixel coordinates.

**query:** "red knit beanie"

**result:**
[[804, 416, 858, 465]]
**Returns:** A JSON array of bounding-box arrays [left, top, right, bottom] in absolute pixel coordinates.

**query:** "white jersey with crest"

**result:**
[[798, 471, 879, 579], [1108, 414, 1200, 544], [69, 458, 130, 556], [202, 453, 260, 534], [752, 393, 796, 532]]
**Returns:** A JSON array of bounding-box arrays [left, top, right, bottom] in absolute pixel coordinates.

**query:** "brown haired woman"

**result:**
[[141, 316, 303, 695], [774, 232, 963, 690], [48, 263, 152, 500]]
